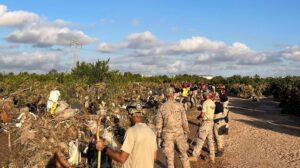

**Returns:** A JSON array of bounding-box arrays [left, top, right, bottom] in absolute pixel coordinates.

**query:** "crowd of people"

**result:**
[[96, 82, 229, 168]]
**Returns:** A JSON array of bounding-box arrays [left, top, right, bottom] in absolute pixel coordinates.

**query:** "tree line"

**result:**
[[0, 59, 299, 115]]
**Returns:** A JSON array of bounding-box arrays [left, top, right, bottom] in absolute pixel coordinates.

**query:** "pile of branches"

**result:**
[[0, 81, 166, 167]]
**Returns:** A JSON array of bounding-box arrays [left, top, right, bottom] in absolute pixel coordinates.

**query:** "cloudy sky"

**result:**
[[0, 0, 299, 76]]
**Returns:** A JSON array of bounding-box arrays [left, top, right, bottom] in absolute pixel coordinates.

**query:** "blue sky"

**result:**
[[0, 0, 300, 76]]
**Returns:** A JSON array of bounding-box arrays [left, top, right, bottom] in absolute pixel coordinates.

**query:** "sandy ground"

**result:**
[[1, 96, 300, 167], [155, 97, 300, 168]]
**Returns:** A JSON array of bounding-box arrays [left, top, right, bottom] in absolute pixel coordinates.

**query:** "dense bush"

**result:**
[[0, 59, 299, 115], [265, 76, 300, 115]]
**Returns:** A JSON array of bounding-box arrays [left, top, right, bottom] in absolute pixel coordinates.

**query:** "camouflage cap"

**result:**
[[203, 90, 214, 99], [214, 93, 220, 102], [126, 101, 145, 116], [202, 90, 210, 95], [164, 87, 175, 96]]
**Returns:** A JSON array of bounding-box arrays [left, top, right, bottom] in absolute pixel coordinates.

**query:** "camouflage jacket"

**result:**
[[156, 100, 189, 136]]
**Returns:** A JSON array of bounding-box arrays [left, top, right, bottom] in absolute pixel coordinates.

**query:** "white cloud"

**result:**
[[53, 19, 72, 27], [196, 53, 214, 63], [97, 42, 126, 53], [168, 60, 186, 73], [280, 45, 300, 61], [270, 66, 300, 77], [0, 4, 96, 73], [97, 31, 160, 52], [226, 42, 252, 56], [126, 31, 159, 49], [6, 25, 95, 47], [170, 37, 226, 54], [104, 32, 280, 66], [237, 52, 279, 65], [97, 42, 114, 53], [1, 2, 298, 76], [99, 31, 295, 76], [127, 31, 156, 43], [0, 5, 5, 14], [0, 43, 20, 49], [0, 50, 66, 72], [0, 4, 40, 27], [1, 4, 95, 47]]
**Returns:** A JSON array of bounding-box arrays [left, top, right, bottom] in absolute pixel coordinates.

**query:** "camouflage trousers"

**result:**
[[222, 101, 229, 113], [190, 94, 198, 107], [163, 131, 191, 168], [222, 100, 230, 128], [213, 120, 226, 150], [192, 121, 215, 158], [180, 96, 189, 111]]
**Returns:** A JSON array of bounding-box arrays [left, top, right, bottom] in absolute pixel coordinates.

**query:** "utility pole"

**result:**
[[70, 40, 82, 70]]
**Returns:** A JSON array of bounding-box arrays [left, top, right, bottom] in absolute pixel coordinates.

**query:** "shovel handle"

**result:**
[[96, 115, 102, 168]]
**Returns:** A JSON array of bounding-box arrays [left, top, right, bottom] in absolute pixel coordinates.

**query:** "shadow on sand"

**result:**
[[229, 97, 300, 137], [235, 119, 300, 137]]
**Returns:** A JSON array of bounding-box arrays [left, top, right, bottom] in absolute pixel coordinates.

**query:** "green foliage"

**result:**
[[211, 76, 227, 85], [264, 76, 300, 115], [0, 59, 299, 115], [71, 59, 111, 84]]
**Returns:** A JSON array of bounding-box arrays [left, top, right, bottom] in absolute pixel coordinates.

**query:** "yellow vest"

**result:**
[[182, 88, 189, 97]]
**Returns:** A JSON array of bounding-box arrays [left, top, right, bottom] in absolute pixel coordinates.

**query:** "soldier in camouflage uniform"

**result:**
[[213, 94, 227, 157], [220, 89, 229, 113], [156, 87, 191, 168], [190, 91, 215, 163], [214, 89, 230, 157], [190, 86, 198, 108]]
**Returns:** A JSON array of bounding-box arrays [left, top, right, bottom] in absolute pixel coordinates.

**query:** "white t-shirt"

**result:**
[[202, 99, 215, 121], [121, 123, 157, 168]]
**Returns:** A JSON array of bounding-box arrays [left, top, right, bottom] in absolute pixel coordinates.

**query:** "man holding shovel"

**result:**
[[96, 101, 157, 168]]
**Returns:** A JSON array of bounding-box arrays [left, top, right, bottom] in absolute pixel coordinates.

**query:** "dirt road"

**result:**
[[155, 97, 300, 168]]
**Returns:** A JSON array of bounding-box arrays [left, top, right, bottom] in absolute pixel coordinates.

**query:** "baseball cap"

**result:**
[[164, 87, 175, 96], [126, 101, 145, 116]]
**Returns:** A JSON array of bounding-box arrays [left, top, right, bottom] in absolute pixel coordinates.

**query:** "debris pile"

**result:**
[[0, 82, 165, 167]]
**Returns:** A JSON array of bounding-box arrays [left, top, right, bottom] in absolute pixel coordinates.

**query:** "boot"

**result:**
[[216, 148, 224, 157]]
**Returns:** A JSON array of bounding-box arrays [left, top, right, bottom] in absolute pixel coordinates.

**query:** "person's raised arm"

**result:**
[[106, 149, 129, 164], [96, 140, 130, 164]]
